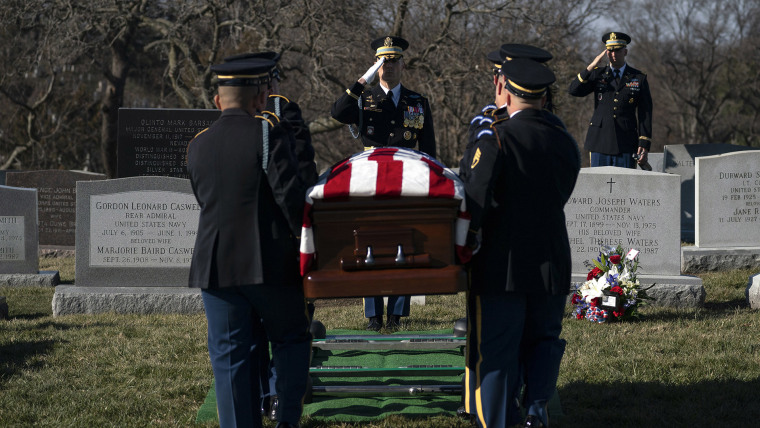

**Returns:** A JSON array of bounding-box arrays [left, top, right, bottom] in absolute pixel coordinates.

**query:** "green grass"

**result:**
[[1, 258, 759, 427]]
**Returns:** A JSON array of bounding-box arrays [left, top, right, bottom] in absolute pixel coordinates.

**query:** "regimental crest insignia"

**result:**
[[471, 148, 482, 169], [384, 37, 393, 47]]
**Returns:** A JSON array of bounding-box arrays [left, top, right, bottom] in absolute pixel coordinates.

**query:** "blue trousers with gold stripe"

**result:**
[[465, 291, 566, 427], [202, 284, 311, 428]]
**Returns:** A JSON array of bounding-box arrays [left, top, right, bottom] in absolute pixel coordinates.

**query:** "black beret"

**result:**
[[211, 58, 274, 86], [500, 57, 556, 99], [370, 36, 409, 59]]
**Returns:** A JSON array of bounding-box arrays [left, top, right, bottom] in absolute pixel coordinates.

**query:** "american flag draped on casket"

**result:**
[[299, 147, 470, 283]]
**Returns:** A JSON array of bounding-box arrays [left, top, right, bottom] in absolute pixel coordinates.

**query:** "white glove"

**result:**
[[360, 57, 385, 84]]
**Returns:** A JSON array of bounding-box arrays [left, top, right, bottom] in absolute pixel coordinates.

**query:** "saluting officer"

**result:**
[[187, 58, 314, 428], [331, 36, 436, 158], [331, 36, 436, 331], [459, 57, 580, 428], [568, 32, 653, 168]]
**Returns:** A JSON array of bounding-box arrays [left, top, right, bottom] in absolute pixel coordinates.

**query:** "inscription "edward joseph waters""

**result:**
[[568, 197, 661, 206]]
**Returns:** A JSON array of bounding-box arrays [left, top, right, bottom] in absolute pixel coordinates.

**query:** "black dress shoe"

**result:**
[[268, 395, 278, 421], [366, 316, 383, 331], [275, 422, 299, 428], [524, 415, 546, 427], [386, 315, 401, 330]]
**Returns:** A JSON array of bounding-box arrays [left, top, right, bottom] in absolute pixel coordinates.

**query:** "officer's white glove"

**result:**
[[360, 57, 385, 84]]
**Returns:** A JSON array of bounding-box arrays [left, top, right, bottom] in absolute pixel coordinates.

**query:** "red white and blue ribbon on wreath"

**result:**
[[299, 147, 471, 276]]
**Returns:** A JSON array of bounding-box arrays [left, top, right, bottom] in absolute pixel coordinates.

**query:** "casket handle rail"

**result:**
[[341, 252, 432, 271]]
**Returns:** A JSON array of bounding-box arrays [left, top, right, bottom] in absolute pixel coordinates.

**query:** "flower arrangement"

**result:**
[[571, 245, 652, 322]]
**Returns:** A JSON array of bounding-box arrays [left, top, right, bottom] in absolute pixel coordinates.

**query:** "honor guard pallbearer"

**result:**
[[187, 58, 316, 428], [459, 57, 580, 428], [219, 51, 319, 423]]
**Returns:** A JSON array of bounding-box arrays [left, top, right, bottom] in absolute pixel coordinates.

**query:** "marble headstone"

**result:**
[[75, 176, 200, 287], [695, 151, 760, 247], [566, 168, 704, 307], [117, 108, 219, 179], [0, 185, 39, 274], [647, 152, 664, 173], [6, 170, 106, 247], [747, 273, 760, 310], [663, 144, 757, 241], [565, 167, 681, 275]]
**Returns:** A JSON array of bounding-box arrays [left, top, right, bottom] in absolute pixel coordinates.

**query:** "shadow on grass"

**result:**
[[701, 298, 749, 311], [559, 378, 760, 427], [0, 339, 58, 379], [622, 297, 751, 323], [11, 311, 56, 321], [0, 320, 116, 379]]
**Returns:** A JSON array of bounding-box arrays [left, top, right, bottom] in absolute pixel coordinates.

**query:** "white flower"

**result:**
[[580, 277, 607, 302], [609, 264, 619, 276], [618, 267, 631, 282]]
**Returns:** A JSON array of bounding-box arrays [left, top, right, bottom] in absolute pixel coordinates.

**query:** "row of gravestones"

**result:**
[[2, 108, 760, 316]]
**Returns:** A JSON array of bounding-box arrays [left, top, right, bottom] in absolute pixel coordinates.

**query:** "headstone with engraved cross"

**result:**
[[564, 167, 704, 307]]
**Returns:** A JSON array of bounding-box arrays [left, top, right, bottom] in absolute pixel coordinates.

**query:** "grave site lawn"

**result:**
[[1, 259, 759, 427]]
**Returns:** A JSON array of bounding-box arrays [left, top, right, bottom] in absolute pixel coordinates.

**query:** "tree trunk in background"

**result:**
[[101, 46, 130, 178]]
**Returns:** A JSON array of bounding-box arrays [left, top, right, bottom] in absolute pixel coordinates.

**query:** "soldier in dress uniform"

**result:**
[[331, 36, 436, 331], [223, 52, 318, 422], [187, 58, 315, 428], [485, 44, 555, 112], [459, 57, 580, 428], [331, 36, 436, 157], [568, 32, 653, 168], [461, 44, 562, 183]]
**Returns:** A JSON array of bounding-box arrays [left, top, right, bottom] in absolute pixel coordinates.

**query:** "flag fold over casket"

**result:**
[[299, 147, 470, 276]]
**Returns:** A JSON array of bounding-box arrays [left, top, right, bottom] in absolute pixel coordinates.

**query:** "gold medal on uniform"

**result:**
[[404, 131, 412, 140]]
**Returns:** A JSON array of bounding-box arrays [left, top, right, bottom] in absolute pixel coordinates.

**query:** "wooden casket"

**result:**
[[299, 148, 470, 299]]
